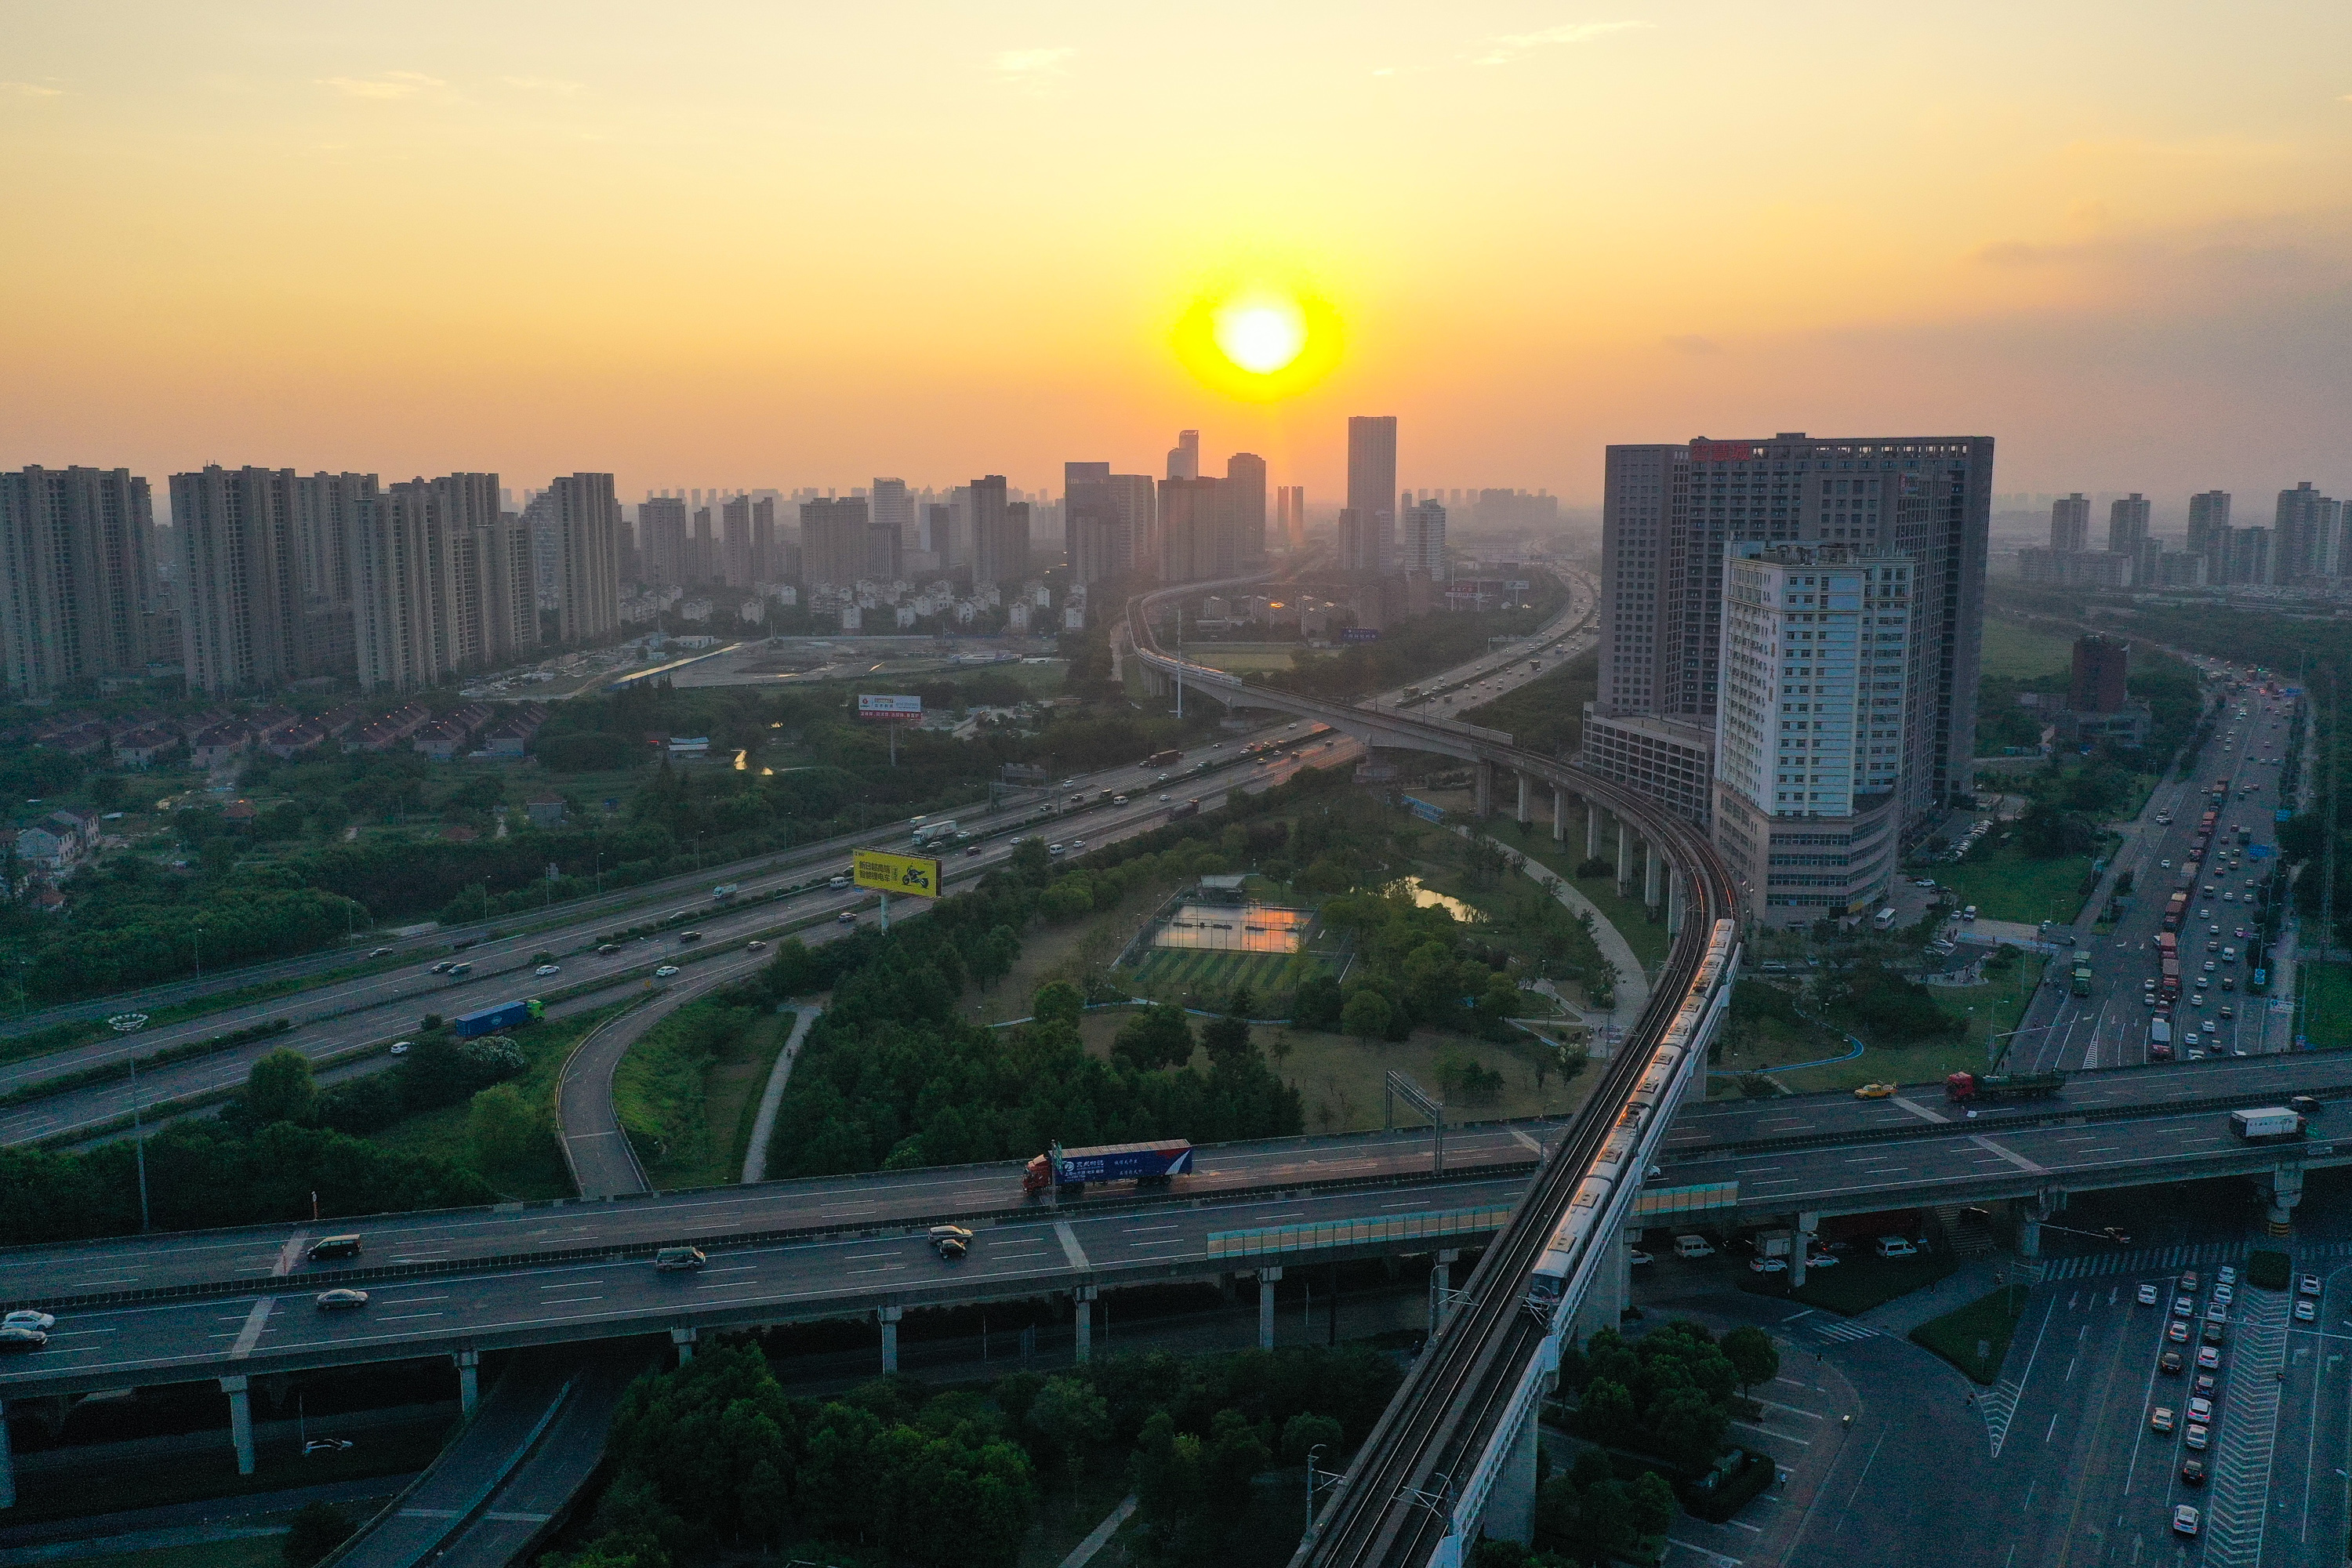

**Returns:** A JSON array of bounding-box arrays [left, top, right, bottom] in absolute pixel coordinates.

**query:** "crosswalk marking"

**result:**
[[1976, 1380, 2024, 1457], [1812, 1319, 1878, 1343], [2037, 1239, 2262, 1283]]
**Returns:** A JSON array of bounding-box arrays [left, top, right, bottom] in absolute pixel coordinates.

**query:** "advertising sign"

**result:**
[[858, 695, 924, 722], [1341, 627, 1381, 643], [853, 850, 942, 898]]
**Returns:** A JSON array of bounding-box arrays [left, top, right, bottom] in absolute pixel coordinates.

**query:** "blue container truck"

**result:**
[[455, 998, 545, 1037], [1023, 1138, 1193, 1195]]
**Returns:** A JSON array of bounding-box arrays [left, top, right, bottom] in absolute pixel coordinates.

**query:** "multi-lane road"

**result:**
[[2013, 683, 2299, 1075]]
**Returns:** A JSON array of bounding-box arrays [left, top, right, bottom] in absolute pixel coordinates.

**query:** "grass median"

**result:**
[[1909, 1286, 2033, 1385], [1742, 1249, 1958, 1316]]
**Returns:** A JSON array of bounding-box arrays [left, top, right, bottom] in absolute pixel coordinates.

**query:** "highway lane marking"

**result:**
[[1508, 1127, 1541, 1153], [228, 1298, 274, 1358], [1888, 1097, 1951, 1124], [539, 1278, 604, 1287], [376, 1295, 450, 1306], [1126, 1239, 1184, 1249], [1122, 1224, 1180, 1233], [537, 1296, 603, 1305], [699, 1265, 758, 1276], [271, 1235, 307, 1276], [1055, 1221, 1091, 1272], [1969, 1137, 2050, 1175], [376, 1312, 444, 1323]]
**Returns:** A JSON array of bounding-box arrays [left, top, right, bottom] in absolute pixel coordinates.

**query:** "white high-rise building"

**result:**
[[1711, 542, 1912, 927], [1401, 497, 1447, 579], [872, 477, 915, 550], [550, 474, 622, 645]]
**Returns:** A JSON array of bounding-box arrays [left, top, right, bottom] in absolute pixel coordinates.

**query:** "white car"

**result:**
[[388, 1040, 412, 1056], [535, 964, 561, 977], [1748, 1256, 1787, 1274], [655, 964, 681, 978], [1159, 793, 1171, 802], [2, 1311, 54, 1331], [2295, 1298, 2317, 1322], [2137, 1283, 2161, 1305]]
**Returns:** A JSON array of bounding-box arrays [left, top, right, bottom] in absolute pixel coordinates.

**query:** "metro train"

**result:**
[[1523, 916, 1740, 1329]]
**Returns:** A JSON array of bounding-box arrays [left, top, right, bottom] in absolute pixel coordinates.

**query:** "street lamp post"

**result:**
[[108, 1014, 151, 1232]]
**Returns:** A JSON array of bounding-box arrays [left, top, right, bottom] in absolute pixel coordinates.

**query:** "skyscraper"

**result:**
[[639, 497, 688, 588], [866, 510, 904, 583], [2050, 493, 2090, 553], [1595, 433, 1991, 834], [1347, 417, 1397, 574], [1107, 474, 1157, 575], [1711, 543, 1912, 926], [1158, 477, 1225, 584], [1064, 462, 1120, 586], [2187, 491, 2231, 570], [549, 473, 622, 645], [347, 477, 440, 692], [721, 495, 753, 586], [0, 466, 160, 697], [170, 465, 304, 695], [750, 496, 777, 583], [2276, 482, 2343, 583], [1225, 452, 1267, 569], [871, 478, 914, 550], [2107, 493, 2150, 556], [800, 497, 870, 589], [1401, 496, 1447, 579], [1167, 430, 1200, 481]]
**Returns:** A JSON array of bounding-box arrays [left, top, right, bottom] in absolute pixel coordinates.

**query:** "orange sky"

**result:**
[[5, 2, 2350, 514]]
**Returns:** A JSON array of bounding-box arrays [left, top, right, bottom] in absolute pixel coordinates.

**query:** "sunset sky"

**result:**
[[5, 2, 2350, 515]]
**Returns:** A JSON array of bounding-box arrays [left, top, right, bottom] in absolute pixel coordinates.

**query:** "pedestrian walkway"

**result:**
[[740, 1004, 818, 1183], [1056, 1495, 1138, 1568], [1475, 830, 1652, 1022], [2201, 1290, 2289, 1568]]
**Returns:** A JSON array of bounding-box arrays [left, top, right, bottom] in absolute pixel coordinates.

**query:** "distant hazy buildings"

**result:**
[[800, 496, 870, 590], [1166, 430, 1200, 481], [1347, 416, 1398, 574], [2049, 492, 2090, 553], [1401, 496, 1447, 579], [2187, 490, 2231, 579], [2275, 482, 2343, 583], [0, 466, 160, 698], [971, 476, 1029, 586], [871, 478, 914, 552], [1157, 477, 1225, 584], [1225, 452, 1267, 569], [1276, 485, 1305, 551]]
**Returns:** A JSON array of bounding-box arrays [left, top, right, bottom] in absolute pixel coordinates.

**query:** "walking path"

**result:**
[[1459, 827, 1652, 1042], [740, 1006, 818, 1184], [1055, 1494, 1138, 1568]]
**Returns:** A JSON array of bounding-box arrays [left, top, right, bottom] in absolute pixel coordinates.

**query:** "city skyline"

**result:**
[[5, 6, 2350, 505]]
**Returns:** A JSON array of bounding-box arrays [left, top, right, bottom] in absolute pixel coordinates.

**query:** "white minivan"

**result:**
[[1875, 1236, 1920, 1259], [1673, 1235, 1716, 1259]]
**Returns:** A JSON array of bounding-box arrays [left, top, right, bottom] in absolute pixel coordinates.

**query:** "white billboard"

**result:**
[[858, 694, 923, 721]]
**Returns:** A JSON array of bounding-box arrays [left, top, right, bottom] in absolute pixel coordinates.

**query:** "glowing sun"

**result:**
[[1173, 283, 1342, 401], [1213, 295, 1308, 374]]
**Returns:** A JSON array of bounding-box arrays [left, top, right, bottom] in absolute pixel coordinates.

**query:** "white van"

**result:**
[[1875, 1236, 1920, 1259], [1673, 1235, 1715, 1259], [1872, 908, 1898, 932]]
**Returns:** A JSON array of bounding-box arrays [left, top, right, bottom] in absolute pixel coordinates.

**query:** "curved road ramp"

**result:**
[[325, 1348, 649, 1568]]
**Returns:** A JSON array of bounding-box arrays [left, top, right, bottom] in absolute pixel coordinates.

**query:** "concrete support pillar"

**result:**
[[1474, 761, 1495, 818], [221, 1376, 255, 1477], [1614, 819, 1633, 894], [1515, 771, 1531, 826], [2018, 1192, 2064, 1260], [0, 1400, 13, 1511], [2262, 1166, 2306, 1236], [1643, 843, 1662, 909], [1481, 1408, 1541, 1547], [1074, 1285, 1098, 1364], [1791, 1211, 1819, 1291], [1552, 786, 1567, 844], [456, 1350, 480, 1416], [1429, 1250, 1461, 1337], [1258, 1268, 1283, 1351], [878, 1305, 903, 1374], [1585, 800, 1601, 860], [1573, 1232, 1631, 1343], [669, 1326, 696, 1366]]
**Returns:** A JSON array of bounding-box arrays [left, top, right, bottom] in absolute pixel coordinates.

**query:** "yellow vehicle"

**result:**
[[1853, 1082, 1898, 1100]]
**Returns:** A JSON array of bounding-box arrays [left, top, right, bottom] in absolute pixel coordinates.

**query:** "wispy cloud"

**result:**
[[501, 75, 583, 94], [0, 81, 64, 97], [993, 47, 1076, 80], [1475, 21, 1647, 65], [318, 71, 445, 101]]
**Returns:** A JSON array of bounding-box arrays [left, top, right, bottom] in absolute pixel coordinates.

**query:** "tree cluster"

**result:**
[[1294, 885, 1520, 1044], [1559, 1321, 1776, 1476], [1813, 962, 1962, 1044]]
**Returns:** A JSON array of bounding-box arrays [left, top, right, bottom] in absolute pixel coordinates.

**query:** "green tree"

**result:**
[[245, 1048, 318, 1127], [282, 1504, 354, 1568], [1201, 1012, 1254, 1071], [1279, 1410, 1344, 1465], [1719, 1325, 1780, 1396], [1032, 980, 1084, 1027], [1340, 989, 1393, 1043], [1573, 1377, 1635, 1444], [1114, 1005, 1196, 1071], [467, 1082, 550, 1173], [1626, 1470, 1677, 1538], [1025, 1374, 1110, 1478]]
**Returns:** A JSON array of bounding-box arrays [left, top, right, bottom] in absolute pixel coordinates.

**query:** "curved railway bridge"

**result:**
[[1125, 580, 1742, 1568]]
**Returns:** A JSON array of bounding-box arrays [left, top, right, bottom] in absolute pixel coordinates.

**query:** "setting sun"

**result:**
[[1213, 295, 1307, 375], [1172, 284, 1343, 404]]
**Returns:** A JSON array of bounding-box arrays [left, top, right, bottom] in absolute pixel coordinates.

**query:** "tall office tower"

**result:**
[[800, 496, 869, 588], [1401, 497, 1447, 579], [1167, 430, 1200, 481], [866, 511, 904, 583], [1158, 477, 1226, 583], [920, 503, 953, 563], [2050, 493, 2091, 553], [1107, 474, 1157, 573], [2107, 493, 2151, 555], [347, 478, 440, 692], [1346, 416, 1398, 574], [0, 466, 159, 697], [170, 466, 306, 694], [1064, 462, 1117, 586], [549, 474, 622, 645], [639, 497, 688, 588], [1225, 452, 1267, 569], [871, 478, 914, 550], [1711, 543, 1913, 927], [2070, 633, 2129, 713], [750, 497, 777, 583], [2276, 482, 2343, 583], [2187, 491, 2231, 570], [721, 495, 753, 586], [1595, 434, 1991, 830], [969, 475, 1014, 585]]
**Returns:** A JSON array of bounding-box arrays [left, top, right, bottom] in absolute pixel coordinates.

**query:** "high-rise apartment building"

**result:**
[[920, 503, 953, 564], [1064, 462, 1116, 586], [1711, 542, 1912, 926], [1108, 474, 1156, 575], [2224, 526, 2272, 586], [866, 511, 904, 583], [2107, 493, 2150, 556], [639, 497, 688, 588], [1595, 433, 1991, 835], [1401, 497, 1447, 579], [0, 466, 160, 697], [967, 476, 1029, 586], [1225, 453, 1267, 569], [2187, 491, 2231, 571], [750, 497, 777, 583], [1167, 430, 1200, 481], [800, 497, 870, 588], [2050, 493, 2090, 553], [1347, 416, 1398, 574], [2070, 633, 2129, 713], [347, 477, 440, 693], [871, 478, 914, 551], [1158, 477, 1226, 584], [550, 474, 622, 645], [2276, 482, 2343, 583], [170, 466, 307, 695], [720, 495, 753, 586]]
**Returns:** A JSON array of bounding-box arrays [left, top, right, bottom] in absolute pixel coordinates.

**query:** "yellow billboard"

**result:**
[[852, 850, 942, 899]]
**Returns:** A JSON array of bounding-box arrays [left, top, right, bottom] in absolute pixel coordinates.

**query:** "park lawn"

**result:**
[[1127, 947, 1326, 1008], [1932, 844, 2095, 926], [1742, 1249, 1958, 1315], [1260, 1019, 1598, 1134], [1501, 829, 1671, 975], [1911, 1287, 2033, 1385], [2295, 962, 2352, 1051], [367, 1003, 632, 1200], [1979, 618, 2075, 679]]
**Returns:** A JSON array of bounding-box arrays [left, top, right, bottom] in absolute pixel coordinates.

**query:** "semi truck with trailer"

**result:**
[[912, 821, 959, 847], [1146, 749, 1181, 768], [1023, 1138, 1195, 1195], [1946, 1069, 2067, 1104], [455, 998, 544, 1037], [2230, 1108, 2305, 1144]]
